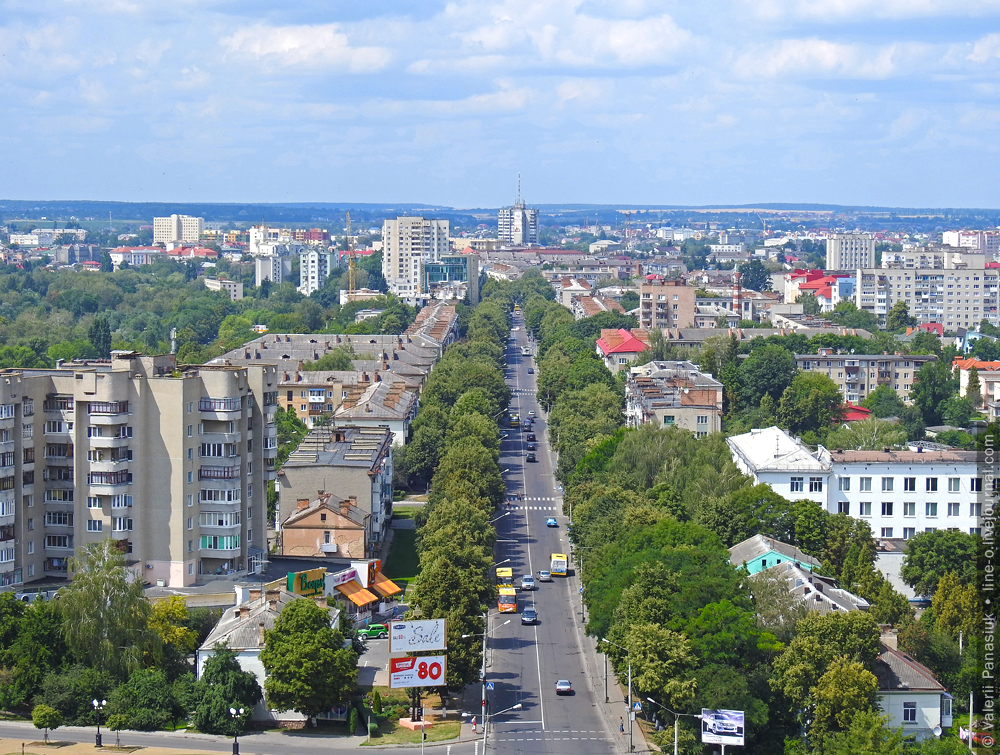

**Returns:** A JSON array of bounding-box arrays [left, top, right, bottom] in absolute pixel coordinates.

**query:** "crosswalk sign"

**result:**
[[486, 682, 495, 691], [633, 702, 642, 711]]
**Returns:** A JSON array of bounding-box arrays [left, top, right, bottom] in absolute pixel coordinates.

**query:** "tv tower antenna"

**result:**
[[346, 211, 357, 295], [516, 173, 522, 206]]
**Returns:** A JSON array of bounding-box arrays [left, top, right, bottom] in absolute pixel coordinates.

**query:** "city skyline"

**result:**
[[1, 1, 999, 208]]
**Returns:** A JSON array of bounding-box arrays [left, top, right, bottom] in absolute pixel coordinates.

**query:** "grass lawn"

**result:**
[[383, 528, 418, 593], [391, 508, 415, 521], [361, 719, 461, 745]]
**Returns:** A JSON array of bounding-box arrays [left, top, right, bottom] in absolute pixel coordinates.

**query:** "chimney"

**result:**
[[881, 628, 898, 650], [258, 620, 266, 647], [297, 498, 310, 511], [265, 589, 280, 609], [340, 499, 350, 516], [238, 604, 249, 619], [249, 588, 262, 603]]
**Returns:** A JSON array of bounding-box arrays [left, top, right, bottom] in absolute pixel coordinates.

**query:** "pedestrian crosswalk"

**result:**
[[516, 505, 558, 511]]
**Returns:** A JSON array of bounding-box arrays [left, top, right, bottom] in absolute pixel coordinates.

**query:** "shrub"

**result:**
[[348, 707, 359, 735], [372, 689, 383, 716]]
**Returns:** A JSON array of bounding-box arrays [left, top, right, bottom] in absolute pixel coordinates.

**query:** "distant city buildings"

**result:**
[[638, 279, 697, 330], [254, 254, 291, 288], [154, 215, 204, 245], [297, 248, 337, 296], [498, 196, 539, 246], [203, 277, 244, 301], [826, 232, 875, 269], [381, 217, 450, 298]]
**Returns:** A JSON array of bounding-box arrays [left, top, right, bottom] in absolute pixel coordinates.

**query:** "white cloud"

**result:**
[[969, 33, 1000, 63], [736, 39, 902, 79], [750, 0, 1000, 21], [221, 23, 392, 73]]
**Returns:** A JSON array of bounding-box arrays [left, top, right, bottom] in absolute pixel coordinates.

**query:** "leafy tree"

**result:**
[[828, 301, 879, 331], [930, 571, 981, 641], [34, 665, 116, 725], [777, 372, 843, 436], [101, 251, 113, 273], [911, 360, 958, 427], [900, 530, 979, 595], [0, 598, 69, 708], [32, 704, 63, 743], [738, 345, 797, 407], [193, 645, 262, 735], [58, 538, 154, 680], [885, 301, 916, 332], [302, 348, 354, 371], [88, 315, 112, 358], [622, 623, 698, 710], [808, 657, 879, 741], [825, 418, 906, 451], [148, 596, 199, 676], [738, 260, 773, 293], [430, 436, 505, 510], [700, 484, 795, 548], [861, 384, 907, 418], [797, 292, 822, 316], [260, 599, 357, 717], [748, 570, 808, 642], [107, 668, 179, 730], [908, 330, 943, 355], [815, 709, 907, 755], [939, 395, 977, 427]]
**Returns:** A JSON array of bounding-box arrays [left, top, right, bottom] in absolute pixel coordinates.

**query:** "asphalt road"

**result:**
[[475, 314, 616, 755]]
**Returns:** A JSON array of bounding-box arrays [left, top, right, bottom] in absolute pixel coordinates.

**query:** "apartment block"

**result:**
[[625, 361, 723, 436], [498, 201, 539, 246], [0, 352, 278, 592], [826, 233, 875, 269], [638, 279, 697, 330], [795, 347, 936, 404], [153, 215, 204, 245], [419, 253, 480, 303], [203, 278, 243, 301], [855, 249, 999, 329], [382, 217, 450, 298], [297, 248, 336, 297], [255, 255, 291, 288], [942, 230, 1000, 256]]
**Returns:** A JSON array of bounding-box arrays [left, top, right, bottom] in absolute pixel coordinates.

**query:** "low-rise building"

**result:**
[[281, 492, 367, 558], [727, 534, 820, 575], [554, 277, 592, 309], [875, 632, 953, 740], [727, 427, 832, 505], [333, 380, 417, 446], [572, 295, 625, 320], [595, 329, 649, 374], [762, 561, 870, 614], [625, 361, 723, 436], [796, 348, 935, 404], [203, 277, 244, 301]]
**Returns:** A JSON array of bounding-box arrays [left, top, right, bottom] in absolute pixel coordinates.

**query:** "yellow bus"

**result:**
[[550, 553, 568, 577], [498, 587, 517, 613], [509, 412, 520, 428], [496, 567, 513, 588]]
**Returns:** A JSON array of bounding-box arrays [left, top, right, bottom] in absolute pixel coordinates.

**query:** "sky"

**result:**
[[1, 0, 1000, 208]]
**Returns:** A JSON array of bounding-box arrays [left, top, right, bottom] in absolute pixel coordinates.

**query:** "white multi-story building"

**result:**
[[942, 230, 1000, 257], [255, 255, 291, 288], [827, 233, 875, 269], [154, 215, 204, 245], [381, 217, 450, 298], [498, 201, 539, 246], [297, 249, 336, 297], [727, 428, 984, 541]]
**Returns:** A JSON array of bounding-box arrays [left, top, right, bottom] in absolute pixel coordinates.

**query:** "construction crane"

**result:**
[[346, 211, 357, 295]]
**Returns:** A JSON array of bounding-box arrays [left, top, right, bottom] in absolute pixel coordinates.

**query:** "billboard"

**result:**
[[389, 619, 447, 653], [701, 709, 745, 746], [286, 568, 327, 597], [389, 655, 447, 689]]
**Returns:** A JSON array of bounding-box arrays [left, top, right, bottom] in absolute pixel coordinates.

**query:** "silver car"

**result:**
[[520, 575, 536, 591]]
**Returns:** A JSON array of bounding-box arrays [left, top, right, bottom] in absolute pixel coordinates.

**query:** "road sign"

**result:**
[[486, 682, 495, 690], [633, 702, 642, 711], [389, 655, 447, 688]]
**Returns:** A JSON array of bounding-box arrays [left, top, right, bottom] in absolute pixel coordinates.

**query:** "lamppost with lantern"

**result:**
[[92, 698, 106, 747], [229, 707, 245, 755]]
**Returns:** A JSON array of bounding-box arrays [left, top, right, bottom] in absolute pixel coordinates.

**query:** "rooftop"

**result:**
[[728, 427, 830, 473], [284, 425, 391, 469], [828, 448, 978, 464], [728, 534, 821, 570]]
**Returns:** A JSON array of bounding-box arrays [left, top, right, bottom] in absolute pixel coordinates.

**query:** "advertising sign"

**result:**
[[701, 709, 745, 746], [389, 619, 447, 653], [286, 568, 327, 597], [389, 655, 447, 689]]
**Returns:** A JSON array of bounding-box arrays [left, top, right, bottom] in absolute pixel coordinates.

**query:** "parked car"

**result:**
[[357, 623, 388, 640], [555, 679, 573, 695], [521, 609, 538, 625], [526, 453, 537, 462], [537, 570, 552, 581], [520, 575, 536, 591]]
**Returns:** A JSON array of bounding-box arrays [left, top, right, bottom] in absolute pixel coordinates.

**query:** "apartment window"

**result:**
[[187, 402, 193, 414], [948, 477, 960, 492], [26, 564, 33, 577], [882, 477, 894, 492], [971, 478, 983, 492], [809, 477, 823, 493], [860, 477, 872, 492], [113, 517, 133, 532], [881, 527, 894, 538], [902, 702, 916, 723], [86, 520, 103, 532], [903, 527, 916, 540], [188, 540, 193, 553], [187, 494, 193, 507], [187, 425, 193, 437], [945, 501, 959, 517], [26, 517, 33, 530], [247, 483, 253, 498], [187, 472, 193, 484], [926, 477, 938, 492], [247, 506, 252, 519], [971, 501, 983, 517], [903, 477, 916, 492], [903, 502, 915, 517], [22, 424, 32, 440], [839, 477, 851, 491], [790, 477, 804, 492], [247, 529, 252, 542], [882, 501, 894, 516], [838, 501, 850, 515], [663, 416, 675, 425], [696, 416, 708, 425], [187, 448, 193, 460], [87, 497, 101, 509], [926, 502, 938, 517], [187, 517, 193, 530], [859, 501, 871, 516], [45, 535, 69, 548], [27, 541, 33, 555]]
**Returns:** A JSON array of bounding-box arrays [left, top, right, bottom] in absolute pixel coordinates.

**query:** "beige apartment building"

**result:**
[[0, 352, 278, 592], [153, 215, 204, 245], [639, 279, 697, 330], [625, 361, 723, 436], [795, 348, 936, 404], [826, 233, 875, 269], [381, 217, 450, 298]]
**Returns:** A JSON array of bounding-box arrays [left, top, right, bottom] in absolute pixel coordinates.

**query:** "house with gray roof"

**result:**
[[875, 632, 953, 740], [728, 534, 820, 575]]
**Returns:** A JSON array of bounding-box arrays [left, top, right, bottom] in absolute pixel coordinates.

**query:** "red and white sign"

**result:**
[[389, 655, 447, 689]]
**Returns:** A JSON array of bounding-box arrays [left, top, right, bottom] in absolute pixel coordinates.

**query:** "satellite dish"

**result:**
[[933, 726, 942, 738]]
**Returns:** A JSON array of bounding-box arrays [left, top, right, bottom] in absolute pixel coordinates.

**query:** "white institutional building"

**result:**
[[826, 232, 875, 269], [381, 217, 450, 298], [498, 198, 539, 246], [153, 215, 204, 245]]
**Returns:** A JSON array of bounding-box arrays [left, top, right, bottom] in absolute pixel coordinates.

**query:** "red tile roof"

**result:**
[[596, 328, 650, 356]]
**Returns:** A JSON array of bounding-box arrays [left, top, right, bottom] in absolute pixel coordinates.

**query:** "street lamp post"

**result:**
[[92, 698, 106, 748], [481, 702, 522, 751], [601, 638, 633, 752], [646, 698, 703, 755], [229, 707, 245, 755], [462, 617, 510, 746]]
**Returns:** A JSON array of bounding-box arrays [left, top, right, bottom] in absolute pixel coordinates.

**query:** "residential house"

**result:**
[[280, 493, 367, 559], [572, 295, 625, 321], [554, 277, 592, 309], [727, 534, 820, 575], [875, 632, 953, 741], [625, 361, 723, 436], [762, 562, 870, 615], [595, 328, 649, 374], [332, 380, 417, 446]]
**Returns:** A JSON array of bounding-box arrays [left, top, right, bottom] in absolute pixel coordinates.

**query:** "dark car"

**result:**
[[527, 442, 537, 451], [526, 453, 537, 462], [526, 433, 537, 442], [527, 367, 534, 374], [521, 609, 538, 625]]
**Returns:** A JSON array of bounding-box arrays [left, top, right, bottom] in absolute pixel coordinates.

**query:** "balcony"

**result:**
[[0, 523, 14, 541], [199, 398, 241, 420], [88, 432, 132, 447], [87, 470, 132, 487], [43, 397, 74, 413], [43, 558, 69, 575], [199, 466, 239, 481], [88, 401, 129, 416]]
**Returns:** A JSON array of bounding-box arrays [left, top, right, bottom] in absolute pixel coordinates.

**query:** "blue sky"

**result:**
[[1, 0, 999, 208]]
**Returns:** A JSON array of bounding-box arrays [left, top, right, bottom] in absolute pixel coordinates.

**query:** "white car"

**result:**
[[520, 575, 536, 591], [536, 570, 552, 582]]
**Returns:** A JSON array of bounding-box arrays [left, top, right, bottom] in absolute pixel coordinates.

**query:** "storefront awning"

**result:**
[[336, 581, 379, 607], [370, 572, 402, 598]]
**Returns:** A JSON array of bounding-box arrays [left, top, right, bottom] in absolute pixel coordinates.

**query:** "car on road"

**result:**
[[520, 575, 536, 591], [526, 452, 537, 462], [357, 623, 388, 640], [537, 570, 552, 581], [555, 679, 573, 695], [545, 517, 558, 527], [528, 367, 534, 374], [521, 609, 538, 625], [526, 433, 537, 441], [528, 410, 536, 418], [527, 442, 537, 451]]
